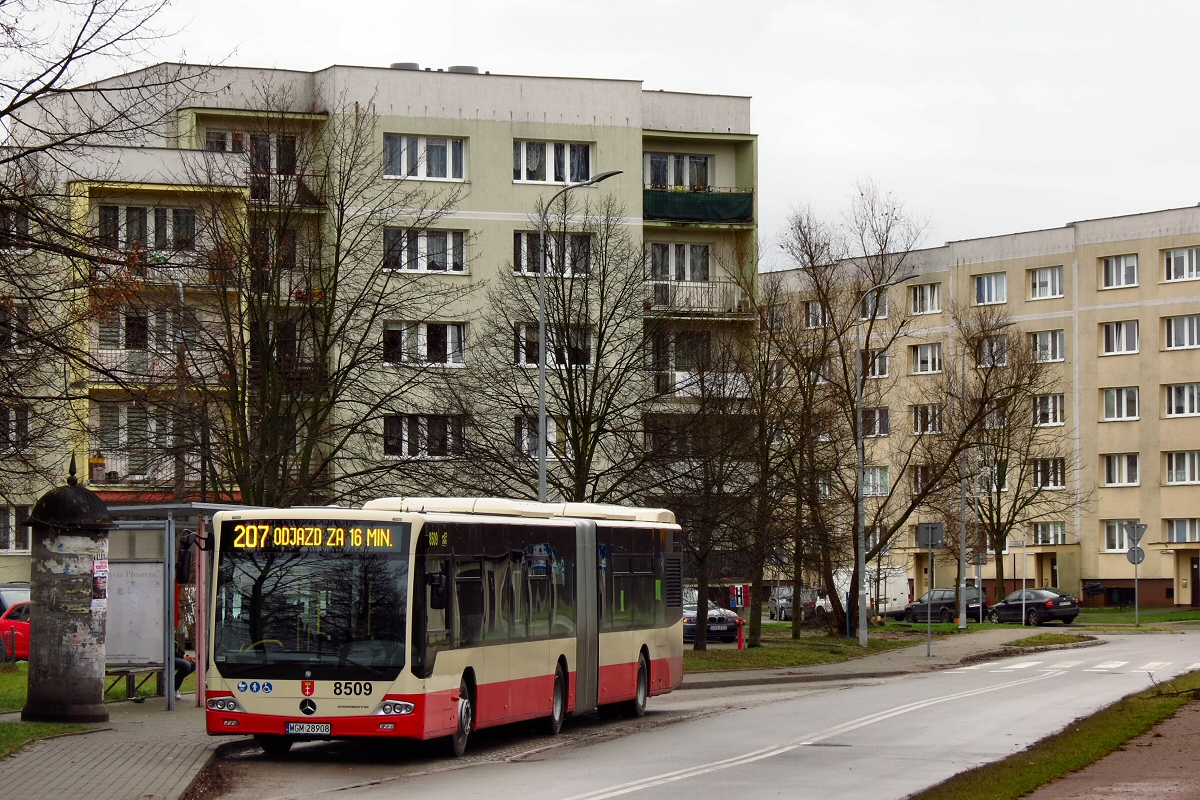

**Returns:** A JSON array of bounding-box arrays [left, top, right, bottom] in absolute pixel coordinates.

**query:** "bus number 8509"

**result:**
[[332, 681, 373, 696]]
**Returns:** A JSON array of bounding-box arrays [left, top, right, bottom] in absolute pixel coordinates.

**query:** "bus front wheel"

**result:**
[[620, 654, 648, 719], [446, 677, 473, 758], [541, 663, 566, 735]]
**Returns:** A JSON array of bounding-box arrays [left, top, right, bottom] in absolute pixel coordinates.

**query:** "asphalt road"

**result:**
[[215, 633, 1200, 800]]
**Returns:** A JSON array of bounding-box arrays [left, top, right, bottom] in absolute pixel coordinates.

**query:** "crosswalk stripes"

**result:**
[[1136, 662, 1171, 671], [1047, 661, 1083, 669], [1085, 661, 1129, 672], [990, 661, 1040, 673], [949, 659, 1180, 675]]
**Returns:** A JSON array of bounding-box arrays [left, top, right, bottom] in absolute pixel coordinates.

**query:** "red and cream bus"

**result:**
[[205, 497, 683, 755]]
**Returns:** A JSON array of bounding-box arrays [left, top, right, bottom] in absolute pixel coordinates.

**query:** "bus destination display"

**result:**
[[221, 521, 407, 551]]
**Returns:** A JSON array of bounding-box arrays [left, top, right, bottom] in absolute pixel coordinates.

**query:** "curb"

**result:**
[[179, 737, 255, 800], [955, 637, 1105, 667]]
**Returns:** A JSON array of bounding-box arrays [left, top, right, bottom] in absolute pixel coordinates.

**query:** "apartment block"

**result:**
[[0, 62, 757, 581]]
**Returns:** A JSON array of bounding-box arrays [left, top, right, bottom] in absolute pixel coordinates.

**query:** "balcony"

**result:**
[[654, 370, 751, 399], [643, 187, 754, 225], [89, 348, 224, 386], [644, 279, 750, 316]]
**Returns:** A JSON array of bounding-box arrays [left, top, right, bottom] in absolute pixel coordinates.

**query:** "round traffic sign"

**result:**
[[1126, 546, 1145, 565]]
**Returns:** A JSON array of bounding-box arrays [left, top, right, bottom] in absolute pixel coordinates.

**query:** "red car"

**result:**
[[0, 601, 29, 661]]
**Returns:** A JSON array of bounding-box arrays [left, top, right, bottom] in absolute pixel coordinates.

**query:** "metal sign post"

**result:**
[[917, 523, 944, 657], [1009, 537, 1027, 624], [1125, 522, 1148, 627]]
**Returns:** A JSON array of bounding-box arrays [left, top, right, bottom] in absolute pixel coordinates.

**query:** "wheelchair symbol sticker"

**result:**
[[262, 682, 273, 694]]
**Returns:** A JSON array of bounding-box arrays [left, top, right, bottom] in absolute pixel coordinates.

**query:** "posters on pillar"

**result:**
[[106, 562, 166, 666], [91, 559, 108, 611]]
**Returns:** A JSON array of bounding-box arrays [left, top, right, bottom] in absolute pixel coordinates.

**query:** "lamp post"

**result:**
[[855, 272, 917, 647], [537, 170, 622, 503]]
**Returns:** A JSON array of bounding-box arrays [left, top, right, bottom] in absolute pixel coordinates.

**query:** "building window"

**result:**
[[1103, 387, 1139, 421], [912, 404, 942, 434], [644, 153, 709, 190], [1165, 314, 1200, 350], [383, 322, 465, 365], [1166, 451, 1200, 484], [205, 130, 244, 153], [1166, 383, 1200, 417], [863, 466, 890, 497], [1031, 330, 1065, 363], [1167, 519, 1200, 544], [515, 231, 592, 275], [1029, 266, 1063, 299], [383, 414, 465, 458], [977, 335, 1009, 368], [0, 306, 30, 352], [1103, 453, 1139, 486], [1032, 458, 1066, 489], [0, 506, 31, 553], [805, 300, 829, 329], [515, 140, 591, 184], [646, 242, 709, 282], [912, 465, 937, 494], [1033, 522, 1067, 545], [861, 348, 888, 378], [1105, 519, 1137, 551], [384, 228, 466, 272], [1033, 394, 1065, 426], [974, 272, 1007, 305], [0, 407, 31, 452], [384, 134, 465, 180], [1102, 320, 1139, 354], [858, 288, 889, 320], [515, 415, 564, 459], [862, 407, 889, 437], [97, 204, 196, 253], [515, 324, 592, 367], [0, 206, 30, 249], [910, 343, 942, 374], [1102, 254, 1138, 288], [1165, 247, 1200, 282], [910, 282, 941, 315]]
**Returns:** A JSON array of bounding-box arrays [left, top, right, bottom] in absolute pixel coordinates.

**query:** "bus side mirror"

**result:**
[[428, 573, 448, 610]]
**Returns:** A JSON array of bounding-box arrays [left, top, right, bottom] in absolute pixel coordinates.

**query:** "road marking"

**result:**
[[1085, 661, 1129, 672], [991, 661, 1040, 673], [560, 671, 1065, 800], [1137, 662, 1171, 671], [1047, 661, 1083, 669], [947, 665, 982, 673]]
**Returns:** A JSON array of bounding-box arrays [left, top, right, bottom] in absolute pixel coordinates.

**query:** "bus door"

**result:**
[[573, 520, 599, 715]]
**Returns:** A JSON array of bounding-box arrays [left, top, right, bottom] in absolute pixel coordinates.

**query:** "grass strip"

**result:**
[[0, 721, 93, 759], [1077, 608, 1200, 624], [0, 663, 196, 712], [1006, 633, 1093, 647], [908, 670, 1200, 800], [684, 635, 915, 672]]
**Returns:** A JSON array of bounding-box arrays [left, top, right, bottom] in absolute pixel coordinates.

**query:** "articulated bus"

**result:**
[[205, 497, 684, 755]]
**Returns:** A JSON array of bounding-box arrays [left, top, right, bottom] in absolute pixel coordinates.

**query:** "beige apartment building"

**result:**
[[866, 206, 1200, 608], [0, 63, 757, 582]]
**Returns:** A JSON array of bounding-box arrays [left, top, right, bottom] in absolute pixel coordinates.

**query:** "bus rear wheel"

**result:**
[[446, 677, 473, 758], [620, 654, 648, 719], [255, 735, 293, 756], [541, 664, 566, 735]]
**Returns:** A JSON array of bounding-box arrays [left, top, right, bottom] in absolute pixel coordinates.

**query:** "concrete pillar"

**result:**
[[22, 460, 112, 723]]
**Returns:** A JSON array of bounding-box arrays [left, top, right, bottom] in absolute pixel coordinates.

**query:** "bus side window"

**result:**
[[424, 558, 451, 674], [484, 555, 512, 641], [526, 554, 551, 638], [456, 559, 485, 647]]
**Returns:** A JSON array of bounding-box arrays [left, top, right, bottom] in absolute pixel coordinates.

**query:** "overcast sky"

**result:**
[[149, 0, 1200, 264]]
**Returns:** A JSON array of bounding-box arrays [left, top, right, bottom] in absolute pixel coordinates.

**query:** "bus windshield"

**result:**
[[213, 520, 410, 681]]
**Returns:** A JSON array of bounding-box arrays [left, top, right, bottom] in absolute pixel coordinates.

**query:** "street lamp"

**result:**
[[856, 272, 917, 647], [537, 169, 622, 503]]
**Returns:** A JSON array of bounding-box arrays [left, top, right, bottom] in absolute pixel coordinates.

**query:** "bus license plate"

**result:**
[[286, 723, 331, 735]]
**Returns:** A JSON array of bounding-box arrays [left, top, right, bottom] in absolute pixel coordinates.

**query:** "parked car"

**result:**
[[683, 605, 743, 643], [988, 588, 1079, 625], [0, 601, 30, 661], [771, 588, 831, 622], [0, 582, 29, 616], [768, 587, 792, 620], [902, 587, 989, 623]]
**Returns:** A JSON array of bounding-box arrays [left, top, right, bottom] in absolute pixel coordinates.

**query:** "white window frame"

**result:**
[[911, 342, 943, 374], [515, 324, 593, 367], [515, 140, 592, 184], [1104, 519, 1136, 551], [204, 129, 245, 153], [1033, 394, 1065, 427], [1166, 383, 1200, 417], [1165, 451, 1200, 485], [862, 407, 889, 438], [646, 242, 711, 282], [516, 415, 563, 460], [97, 204, 198, 253], [1032, 521, 1067, 546], [383, 413, 465, 459], [858, 288, 889, 321], [910, 282, 941, 315], [1102, 387, 1139, 421], [1164, 247, 1200, 282], [912, 403, 942, 435], [1031, 330, 1065, 363], [0, 506, 30, 553], [1167, 518, 1200, 544], [644, 152, 711, 190], [862, 466, 890, 497], [977, 335, 1009, 368], [384, 321, 465, 366], [1165, 314, 1200, 350], [384, 228, 466, 273], [383, 134, 465, 181], [805, 300, 829, 329], [974, 272, 1007, 305], [1102, 320, 1139, 355], [1029, 265, 1063, 299], [1103, 453, 1140, 486], [862, 348, 889, 378], [0, 305, 30, 353], [515, 231, 592, 276], [1032, 458, 1066, 490], [1102, 254, 1138, 289]]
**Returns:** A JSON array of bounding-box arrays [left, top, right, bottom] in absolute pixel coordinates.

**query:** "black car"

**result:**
[[988, 588, 1078, 625], [902, 587, 989, 623], [683, 605, 742, 643], [0, 582, 29, 616]]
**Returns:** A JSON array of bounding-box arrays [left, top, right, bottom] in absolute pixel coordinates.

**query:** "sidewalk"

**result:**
[[681, 627, 1069, 689], [0, 695, 240, 800]]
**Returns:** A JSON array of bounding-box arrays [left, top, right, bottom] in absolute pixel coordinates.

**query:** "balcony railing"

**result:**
[[643, 187, 754, 224], [654, 370, 751, 399], [644, 279, 749, 315], [89, 348, 224, 385], [88, 450, 200, 486], [248, 173, 322, 207]]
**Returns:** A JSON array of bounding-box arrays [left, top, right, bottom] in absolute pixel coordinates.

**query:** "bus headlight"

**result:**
[[207, 697, 242, 712], [375, 700, 414, 716]]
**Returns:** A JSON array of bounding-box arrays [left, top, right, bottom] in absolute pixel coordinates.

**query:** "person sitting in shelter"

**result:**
[[174, 634, 196, 701]]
